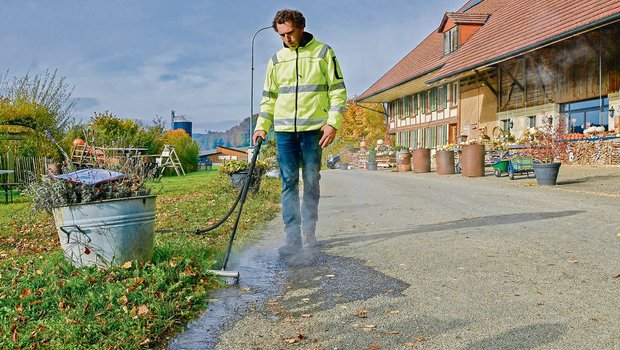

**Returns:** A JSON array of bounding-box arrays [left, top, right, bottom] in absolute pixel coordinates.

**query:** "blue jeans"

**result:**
[[276, 130, 322, 244]]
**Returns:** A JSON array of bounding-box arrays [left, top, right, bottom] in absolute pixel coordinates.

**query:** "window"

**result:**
[[413, 94, 418, 116], [438, 85, 447, 110], [561, 97, 609, 133], [437, 125, 448, 147], [404, 97, 411, 117], [420, 92, 427, 114], [501, 119, 513, 132], [452, 83, 458, 106], [443, 26, 459, 55], [430, 88, 437, 112], [527, 116, 536, 128]]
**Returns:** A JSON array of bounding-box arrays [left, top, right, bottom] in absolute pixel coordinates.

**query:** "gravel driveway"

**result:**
[[171, 165, 620, 350]]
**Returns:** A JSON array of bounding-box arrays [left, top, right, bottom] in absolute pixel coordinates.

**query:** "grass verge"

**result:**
[[0, 169, 280, 349]]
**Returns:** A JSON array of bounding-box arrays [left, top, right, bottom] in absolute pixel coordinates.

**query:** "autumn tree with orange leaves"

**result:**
[[333, 99, 386, 151]]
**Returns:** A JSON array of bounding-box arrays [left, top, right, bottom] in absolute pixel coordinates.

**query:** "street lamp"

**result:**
[[250, 25, 272, 146]]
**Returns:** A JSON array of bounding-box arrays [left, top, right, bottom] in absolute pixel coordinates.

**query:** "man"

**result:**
[[252, 9, 347, 257]]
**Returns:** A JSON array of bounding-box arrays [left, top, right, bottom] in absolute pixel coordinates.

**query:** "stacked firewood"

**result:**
[[567, 140, 619, 165]]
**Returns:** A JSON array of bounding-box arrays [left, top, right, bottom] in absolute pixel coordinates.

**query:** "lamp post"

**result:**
[[250, 25, 272, 146]]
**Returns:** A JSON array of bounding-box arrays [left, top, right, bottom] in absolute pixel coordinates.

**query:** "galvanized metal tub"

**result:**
[[52, 195, 157, 268]]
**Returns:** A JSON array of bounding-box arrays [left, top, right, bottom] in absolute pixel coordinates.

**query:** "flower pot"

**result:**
[[412, 148, 431, 173], [397, 150, 411, 172], [436, 150, 455, 175], [367, 161, 378, 171], [461, 144, 485, 177], [532, 162, 561, 185], [52, 195, 156, 268], [230, 169, 263, 193]]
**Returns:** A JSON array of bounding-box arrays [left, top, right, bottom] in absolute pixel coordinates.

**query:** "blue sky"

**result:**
[[1, 0, 462, 132]]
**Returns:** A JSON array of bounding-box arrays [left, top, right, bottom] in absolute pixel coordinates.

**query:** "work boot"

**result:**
[[278, 240, 302, 257], [304, 233, 318, 248]]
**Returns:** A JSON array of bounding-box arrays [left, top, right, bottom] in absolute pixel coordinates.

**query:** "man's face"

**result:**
[[276, 21, 304, 48]]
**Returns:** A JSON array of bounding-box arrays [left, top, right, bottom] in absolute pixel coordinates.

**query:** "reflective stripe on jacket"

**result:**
[[255, 32, 347, 133]]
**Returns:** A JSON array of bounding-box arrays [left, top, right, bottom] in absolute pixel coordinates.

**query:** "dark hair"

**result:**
[[272, 9, 305, 30]]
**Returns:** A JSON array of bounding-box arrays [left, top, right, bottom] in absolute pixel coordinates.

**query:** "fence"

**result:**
[[0, 152, 48, 185]]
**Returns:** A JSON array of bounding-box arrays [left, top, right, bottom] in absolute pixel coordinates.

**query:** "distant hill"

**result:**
[[193, 115, 257, 151]]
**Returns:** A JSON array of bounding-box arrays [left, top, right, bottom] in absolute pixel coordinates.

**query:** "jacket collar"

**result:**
[[283, 32, 314, 49]]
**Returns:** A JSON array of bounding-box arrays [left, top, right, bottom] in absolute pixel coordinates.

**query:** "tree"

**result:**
[[328, 99, 386, 156], [0, 69, 76, 158], [161, 129, 199, 173]]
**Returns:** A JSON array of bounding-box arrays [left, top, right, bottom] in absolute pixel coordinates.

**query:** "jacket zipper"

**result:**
[[294, 47, 299, 133]]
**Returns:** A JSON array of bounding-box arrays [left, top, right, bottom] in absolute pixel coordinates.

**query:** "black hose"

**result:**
[[193, 137, 264, 236]]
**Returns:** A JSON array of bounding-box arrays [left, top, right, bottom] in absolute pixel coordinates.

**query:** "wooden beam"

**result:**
[[500, 61, 525, 91], [474, 69, 498, 97], [526, 55, 550, 102]]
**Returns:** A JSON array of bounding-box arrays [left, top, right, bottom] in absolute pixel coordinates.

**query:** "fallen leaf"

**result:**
[[354, 308, 370, 318], [301, 298, 310, 303], [11, 325, 17, 342], [567, 259, 578, 264], [83, 303, 91, 314], [416, 336, 427, 342], [325, 274, 336, 278], [404, 342, 416, 347], [368, 344, 382, 349], [385, 330, 400, 335], [388, 310, 400, 314], [611, 273, 620, 279], [35, 270, 43, 275], [20, 288, 32, 298], [65, 318, 79, 324], [122, 261, 132, 269], [83, 246, 90, 255], [297, 334, 305, 340], [591, 317, 599, 322], [364, 324, 377, 329], [137, 305, 149, 316], [284, 338, 297, 344], [119, 295, 128, 305], [301, 314, 312, 318], [140, 338, 150, 346], [15, 303, 23, 313], [240, 287, 251, 292]]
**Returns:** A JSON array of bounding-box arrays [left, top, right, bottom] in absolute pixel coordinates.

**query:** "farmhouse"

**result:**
[[358, 0, 620, 165]]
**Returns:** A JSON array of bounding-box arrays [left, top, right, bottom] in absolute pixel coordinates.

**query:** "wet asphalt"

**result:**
[[170, 165, 620, 350]]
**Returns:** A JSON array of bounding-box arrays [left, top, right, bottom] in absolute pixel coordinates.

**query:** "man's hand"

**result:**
[[253, 130, 266, 144], [319, 124, 337, 149]]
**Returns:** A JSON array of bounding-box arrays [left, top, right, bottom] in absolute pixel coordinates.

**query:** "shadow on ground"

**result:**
[[323, 210, 584, 249]]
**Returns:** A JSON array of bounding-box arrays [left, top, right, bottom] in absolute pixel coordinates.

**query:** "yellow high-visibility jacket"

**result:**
[[255, 33, 347, 133]]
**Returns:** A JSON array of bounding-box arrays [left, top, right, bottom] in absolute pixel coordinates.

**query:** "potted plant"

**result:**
[[24, 165, 156, 268], [367, 148, 377, 170], [459, 140, 486, 177], [219, 159, 268, 193], [521, 118, 568, 185]]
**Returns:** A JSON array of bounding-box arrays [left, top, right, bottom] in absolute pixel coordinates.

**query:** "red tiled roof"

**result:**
[[358, 0, 620, 102], [431, 0, 620, 82], [356, 30, 447, 101]]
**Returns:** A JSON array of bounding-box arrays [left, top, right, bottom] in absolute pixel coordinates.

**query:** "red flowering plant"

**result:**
[[521, 114, 569, 163]]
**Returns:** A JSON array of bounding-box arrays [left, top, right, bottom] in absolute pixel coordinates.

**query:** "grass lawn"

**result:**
[[0, 169, 280, 349]]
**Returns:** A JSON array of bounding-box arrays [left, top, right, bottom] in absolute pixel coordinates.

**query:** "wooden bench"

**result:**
[[1, 182, 20, 203]]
